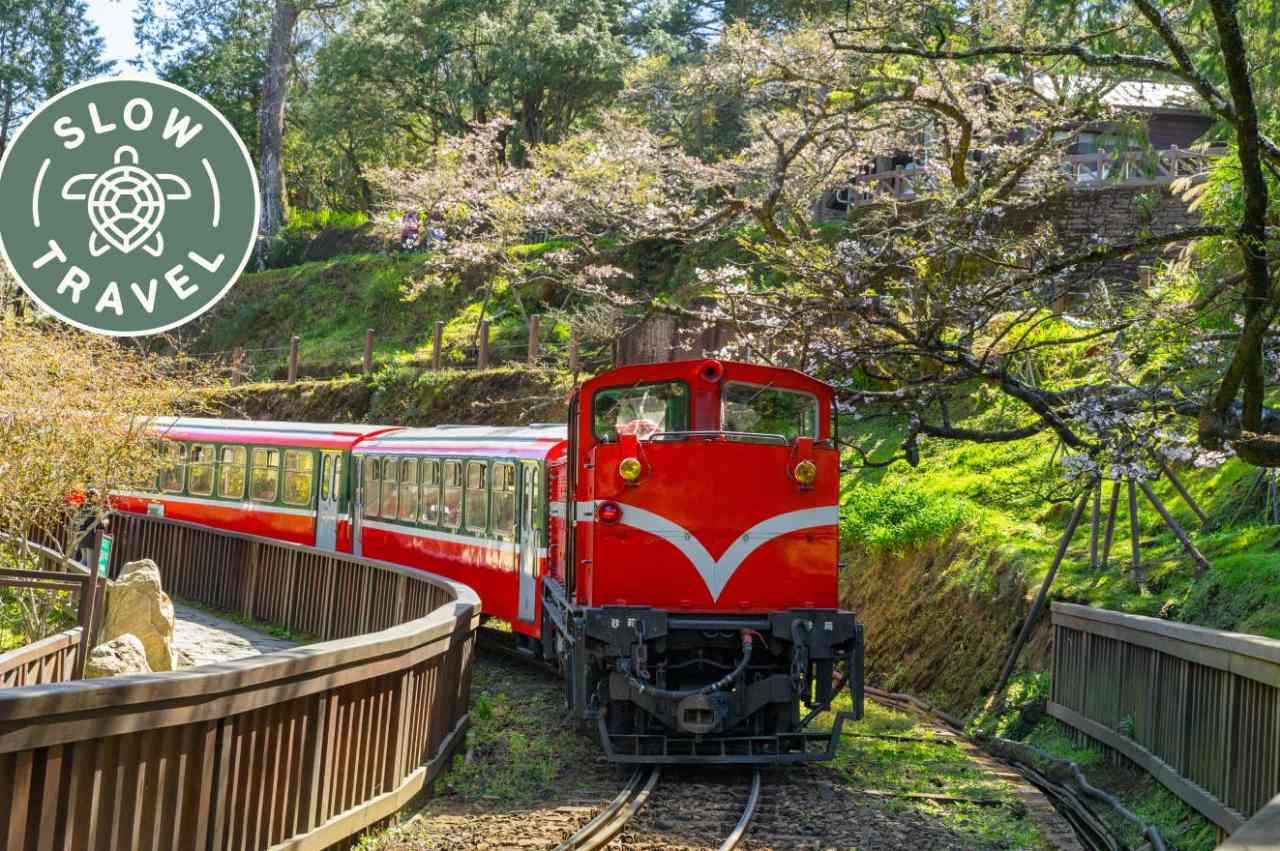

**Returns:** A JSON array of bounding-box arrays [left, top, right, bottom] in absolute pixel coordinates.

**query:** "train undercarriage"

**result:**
[[540, 579, 865, 764]]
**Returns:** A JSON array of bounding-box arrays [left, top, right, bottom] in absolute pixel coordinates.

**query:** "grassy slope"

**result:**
[[180, 249, 570, 379]]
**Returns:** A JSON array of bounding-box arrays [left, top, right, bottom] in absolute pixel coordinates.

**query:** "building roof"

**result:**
[[1032, 75, 1204, 113]]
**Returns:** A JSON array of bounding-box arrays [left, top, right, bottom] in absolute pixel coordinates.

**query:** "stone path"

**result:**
[[172, 602, 298, 667]]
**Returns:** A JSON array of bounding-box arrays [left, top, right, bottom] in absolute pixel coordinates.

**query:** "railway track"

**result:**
[[555, 767, 762, 851]]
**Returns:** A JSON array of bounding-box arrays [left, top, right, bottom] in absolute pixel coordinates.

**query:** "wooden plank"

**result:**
[[1053, 602, 1280, 680], [1048, 700, 1245, 831], [1220, 792, 1280, 850]]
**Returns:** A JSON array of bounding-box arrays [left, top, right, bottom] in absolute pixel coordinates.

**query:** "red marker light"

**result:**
[[599, 502, 623, 524]]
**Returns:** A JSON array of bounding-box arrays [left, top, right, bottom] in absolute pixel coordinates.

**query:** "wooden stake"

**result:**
[[287, 336, 299, 383], [1155, 457, 1208, 528], [1128, 477, 1142, 585], [569, 335, 579, 376], [527, 314, 541, 365], [1100, 479, 1121, 570], [363, 329, 374, 375], [990, 486, 1092, 702], [1089, 478, 1102, 571], [1137, 479, 1210, 580], [432, 321, 444, 371], [478, 320, 490, 369]]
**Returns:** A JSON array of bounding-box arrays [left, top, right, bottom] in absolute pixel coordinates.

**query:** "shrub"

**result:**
[[841, 480, 972, 554]]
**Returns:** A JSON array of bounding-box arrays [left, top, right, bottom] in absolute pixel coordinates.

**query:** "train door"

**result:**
[[315, 451, 342, 550], [517, 461, 541, 623]]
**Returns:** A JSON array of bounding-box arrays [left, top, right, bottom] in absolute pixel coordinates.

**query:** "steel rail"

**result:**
[[718, 768, 762, 851], [554, 767, 661, 851]]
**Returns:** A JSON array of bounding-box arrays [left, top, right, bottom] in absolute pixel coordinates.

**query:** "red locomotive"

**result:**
[[114, 359, 864, 763]]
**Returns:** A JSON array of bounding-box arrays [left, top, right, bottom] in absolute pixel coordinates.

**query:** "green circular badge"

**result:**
[[0, 76, 259, 336]]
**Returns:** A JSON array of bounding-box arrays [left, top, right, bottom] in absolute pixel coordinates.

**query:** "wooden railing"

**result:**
[[0, 537, 103, 685], [1049, 601, 1280, 836], [0, 512, 480, 851], [839, 145, 1228, 208]]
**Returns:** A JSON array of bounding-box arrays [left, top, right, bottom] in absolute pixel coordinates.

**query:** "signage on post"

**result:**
[[97, 533, 113, 578]]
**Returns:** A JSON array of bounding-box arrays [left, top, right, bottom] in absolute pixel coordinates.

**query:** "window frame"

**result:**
[[490, 462, 517, 540], [217, 445, 247, 499], [379, 455, 399, 519], [464, 460, 489, 534], [250, 447, 281, 504], [441, 459, 463, 530], [282, 449, 316, 507], [362, 456, 381, 518], [187, 443, 216, 497], [398, 458, 419, 523], [720, 381, 820, 441], [590, 380, 691, 443], [419, 458, 442, 526], [160, 442, 187, 494]]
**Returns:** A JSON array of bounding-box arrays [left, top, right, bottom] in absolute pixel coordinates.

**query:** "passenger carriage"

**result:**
[[111, 419, 399, 550]]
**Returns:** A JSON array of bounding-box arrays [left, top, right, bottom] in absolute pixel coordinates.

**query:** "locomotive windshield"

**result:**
[[722, 382, 818, 439], [592, 380, 689, 441]]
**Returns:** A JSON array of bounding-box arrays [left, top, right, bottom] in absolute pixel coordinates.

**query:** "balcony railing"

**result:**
[[834, 145, 1228, 209]]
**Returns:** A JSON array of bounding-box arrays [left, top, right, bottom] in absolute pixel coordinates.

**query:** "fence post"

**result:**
[[363, 329, 374, 375], [288, 336, 299, 383], [231, 347, 243, 385], [432, 321, 444, 371], [479, 320, 490, 369], [569, 335, 579, 376], [528, 314, 540, 365]]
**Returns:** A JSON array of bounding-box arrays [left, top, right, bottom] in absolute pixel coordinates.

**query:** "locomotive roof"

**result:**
[[147, 417, 402, 449], [355, 423, 568, 458]]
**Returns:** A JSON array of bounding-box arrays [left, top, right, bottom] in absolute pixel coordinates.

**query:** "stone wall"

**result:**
[[1010, 182, 1201, 286]]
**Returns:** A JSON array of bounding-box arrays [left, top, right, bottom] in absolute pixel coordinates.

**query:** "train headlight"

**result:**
[[619, 457, 642, 482], [599, 501, 623, 524], [793, 460, 817, 486]]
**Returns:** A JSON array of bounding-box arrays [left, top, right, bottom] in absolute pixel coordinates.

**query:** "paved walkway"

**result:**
[[172, 602, 298, 667]]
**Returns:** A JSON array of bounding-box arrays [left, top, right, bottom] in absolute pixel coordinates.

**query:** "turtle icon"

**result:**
[[60, 145, 192, 258]]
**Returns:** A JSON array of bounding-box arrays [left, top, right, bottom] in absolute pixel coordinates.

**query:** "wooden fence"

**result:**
[[0, 512, 480, 851], [837, 145, 1227, 209], [0, 538, 104, 686], [1049, 601, 1280, 836]]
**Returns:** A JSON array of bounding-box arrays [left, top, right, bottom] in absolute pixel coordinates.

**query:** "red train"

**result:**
[[114, 359, 864, 763]]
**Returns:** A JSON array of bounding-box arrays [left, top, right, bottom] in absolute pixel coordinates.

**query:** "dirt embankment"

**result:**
[[192, 365, 574, 427], [841, 538, 1050, 717]]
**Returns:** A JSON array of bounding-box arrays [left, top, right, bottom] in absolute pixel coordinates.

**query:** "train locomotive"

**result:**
[[114, 359, 864, 764]]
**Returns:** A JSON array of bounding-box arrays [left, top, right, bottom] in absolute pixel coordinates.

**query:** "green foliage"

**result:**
[[841, 480, 972, 554]]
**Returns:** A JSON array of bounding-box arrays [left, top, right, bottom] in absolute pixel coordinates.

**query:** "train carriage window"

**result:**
[[218, 446, 246, 498], [398, 459, 419, 522], [464, 461, 489, 533], [250, 448, 281, 503], [592, 381, 689, 441], [282, 450, 315, 506], [320, 454, 333, 500], [491, 463, 516, 538], [188, 444, 215, 496], [160, 443, 186, 493], [721, 383, 819, 441], [380, 456, 399, 518], [420, 460, 441, 526], [362, 458, 380, 518], [442, 460, 463, 529]]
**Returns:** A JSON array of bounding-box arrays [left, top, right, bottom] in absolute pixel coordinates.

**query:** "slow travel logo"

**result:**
[[0, 76, 259, 336]]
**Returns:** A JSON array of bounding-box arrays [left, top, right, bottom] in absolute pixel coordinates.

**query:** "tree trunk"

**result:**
[[256, 0, 299, 252]]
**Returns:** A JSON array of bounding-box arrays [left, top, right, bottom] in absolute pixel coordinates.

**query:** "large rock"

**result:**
[[101, 559, 177, 672], [84, 634, 152, 678]]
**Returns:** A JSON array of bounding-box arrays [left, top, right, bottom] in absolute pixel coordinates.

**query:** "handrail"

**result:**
[[840, 145, 1228, 208], [1049, 601, 1280, 837], [0, 511, 481, 851]]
